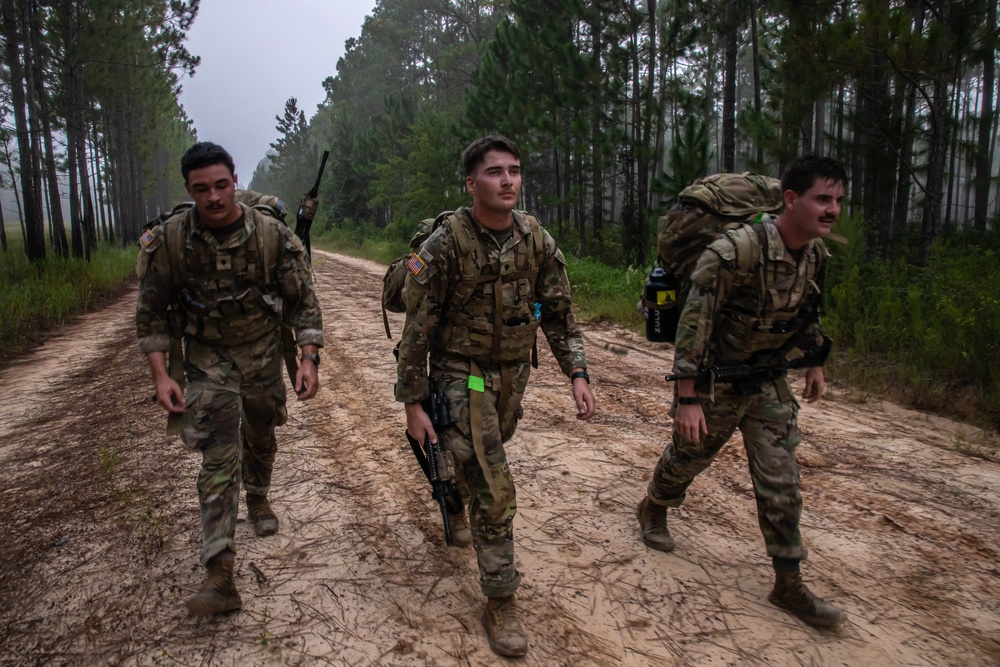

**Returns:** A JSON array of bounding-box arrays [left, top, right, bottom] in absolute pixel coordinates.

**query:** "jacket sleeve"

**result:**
[[276, 223, 324, 348], [672, 242, 738, 375], [134, 227, 174, 355], [536, 230, 587, 375], [395, 226, 452, 403]]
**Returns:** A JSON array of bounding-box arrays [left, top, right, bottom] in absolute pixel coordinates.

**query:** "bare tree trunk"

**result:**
[[974, 0, 996, 231], [2, 138, 25, 236], [29, 2, 69, 258], [2, 0, 45, 261], [750, 0, 763, 166], [722, 0, 738, 172], [922, 20, 950, 251]]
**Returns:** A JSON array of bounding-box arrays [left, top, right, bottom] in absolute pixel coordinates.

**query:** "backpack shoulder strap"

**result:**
[[163, 207, 193, 290]]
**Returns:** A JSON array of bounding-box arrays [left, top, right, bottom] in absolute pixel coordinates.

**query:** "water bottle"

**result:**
[[644, 267, 681, 342]]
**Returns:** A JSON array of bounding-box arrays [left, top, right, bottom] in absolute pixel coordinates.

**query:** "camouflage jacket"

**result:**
[[135, 203, 323, 377], [395, 208, 586, 404], [674, 214, 827, 376]]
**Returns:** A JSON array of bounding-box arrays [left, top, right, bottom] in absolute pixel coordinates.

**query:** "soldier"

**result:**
[[135, 142, 324, 616], [396, 136, 596, 657], [635, 155, 848, 628]]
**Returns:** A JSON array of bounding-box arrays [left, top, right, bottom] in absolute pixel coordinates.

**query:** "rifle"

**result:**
[[404, 380, 464, 546], [294, 150, 330, 261], [665, 335, 831, 395]]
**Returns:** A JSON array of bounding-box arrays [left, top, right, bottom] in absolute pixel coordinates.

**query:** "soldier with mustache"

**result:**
[[636, 155, 849, 629], [396, 135, 596, 657], [135, 142, 323, 616]]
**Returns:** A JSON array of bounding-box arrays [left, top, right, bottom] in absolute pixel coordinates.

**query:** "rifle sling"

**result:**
[[469, 360, 501, 502], [166, 335, 185, 436]]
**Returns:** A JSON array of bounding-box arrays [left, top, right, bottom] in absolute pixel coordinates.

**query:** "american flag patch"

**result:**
[[139, 229, 155, 248], [406, 252, 425, 276]]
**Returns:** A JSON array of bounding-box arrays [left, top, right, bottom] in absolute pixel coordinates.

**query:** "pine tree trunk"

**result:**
[[722, 0, 738, 172], [973, 0, 996, 231], [1, 0, 44, 261]]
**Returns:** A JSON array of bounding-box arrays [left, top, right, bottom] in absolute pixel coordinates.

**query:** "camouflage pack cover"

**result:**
[[657, 172, 782, 280]]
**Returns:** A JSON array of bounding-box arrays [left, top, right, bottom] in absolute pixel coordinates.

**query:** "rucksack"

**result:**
[[645, 172, 783, 342], [381, 212, 449, 338], [380, 208, 545, 341]]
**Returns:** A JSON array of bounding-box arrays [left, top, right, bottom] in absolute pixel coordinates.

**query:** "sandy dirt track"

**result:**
[[0, 249, 998, 666]]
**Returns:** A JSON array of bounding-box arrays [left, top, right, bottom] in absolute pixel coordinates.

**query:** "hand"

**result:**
[[674, 403, 708, 442], [802, 366, 825, 403], [572, 377, 596, 421], [405, 402, 437, 444], [295, 359, 319, 400], [154, 376, 185, 414]]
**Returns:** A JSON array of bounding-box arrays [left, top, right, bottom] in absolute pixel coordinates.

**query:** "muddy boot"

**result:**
[[185, 550, 242, 616], [768, 570, 846, 629], [482, 595, 528, 657], [449, 510, 472, 548], [246, 493, 279, 537], [635, 496, 675, 553]]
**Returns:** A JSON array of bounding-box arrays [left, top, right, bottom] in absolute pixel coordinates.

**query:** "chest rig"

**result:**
[[710, 216, 826, 364], [435, 209, 546, 366], [164, 205, 283, 346]]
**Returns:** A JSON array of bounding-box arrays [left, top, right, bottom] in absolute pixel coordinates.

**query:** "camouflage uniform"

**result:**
[[396, 207, 586, 597], [648, 214, 826, 560], [135, 203, 323, 564]]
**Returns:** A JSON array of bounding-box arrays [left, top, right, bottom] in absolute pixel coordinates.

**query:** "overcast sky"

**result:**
[[178, 0, 376, 181]]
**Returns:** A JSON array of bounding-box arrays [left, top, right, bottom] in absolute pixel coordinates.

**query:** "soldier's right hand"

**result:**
[[405, 402, 437, 444], [674, 403, 708, 442], [155, 377, 186, 414]]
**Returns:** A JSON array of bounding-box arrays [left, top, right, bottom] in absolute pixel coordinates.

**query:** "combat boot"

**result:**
[[449, 510, 472, 548], [635, 496, 675, 553], [185, 550, 242, 616], [246, 493, 279, 537], [482, 595, 528, 657], [768, 570, 847, 629]]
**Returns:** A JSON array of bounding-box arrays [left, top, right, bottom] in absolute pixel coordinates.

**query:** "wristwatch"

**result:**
[[570, 370, 590, 384], [300, 352, 320, 367], [677, 396, 700, 405]]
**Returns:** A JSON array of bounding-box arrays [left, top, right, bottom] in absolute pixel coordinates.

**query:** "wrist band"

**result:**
[[300, 352, 320, 367], [677, 396, 700, 405], [570, 370, 590, 384]]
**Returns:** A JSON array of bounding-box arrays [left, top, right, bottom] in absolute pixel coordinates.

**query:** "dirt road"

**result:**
[[1, 249, 998, 666]]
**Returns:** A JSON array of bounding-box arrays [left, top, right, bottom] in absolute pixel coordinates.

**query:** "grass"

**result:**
[[0, 230, 136, 359]]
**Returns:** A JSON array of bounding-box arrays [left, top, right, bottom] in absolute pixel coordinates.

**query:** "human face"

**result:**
[[466, 150, 521, 220], [184, 163, 240, 227], [783, 177, 845, 244]]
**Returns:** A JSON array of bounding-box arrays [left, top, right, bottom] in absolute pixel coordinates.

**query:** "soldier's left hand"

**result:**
[[295, 361, 319, 400], [802, 366, 825, 403], [572, 377, 596, 421]]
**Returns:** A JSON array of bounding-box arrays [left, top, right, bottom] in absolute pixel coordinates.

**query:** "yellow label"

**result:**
[[656, 290, 676, 306]]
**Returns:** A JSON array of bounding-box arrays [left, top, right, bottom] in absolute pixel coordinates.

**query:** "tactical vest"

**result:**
[[163, 204, 285, 346], [708, 215, 826, 362], [434, 209, 545, 366]]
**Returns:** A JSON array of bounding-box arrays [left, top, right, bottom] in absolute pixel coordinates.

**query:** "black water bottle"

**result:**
[[644, 267, 681, 342]]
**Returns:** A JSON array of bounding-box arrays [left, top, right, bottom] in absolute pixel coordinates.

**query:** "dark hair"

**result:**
[[461, 136, 520, 176], [781, 154, 847, 195], [181, 142, 235, 181]]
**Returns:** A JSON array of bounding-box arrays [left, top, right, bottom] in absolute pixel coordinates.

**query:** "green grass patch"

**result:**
[[564, 256, 646, 330], [0, 234, 136, 358], [313, 223, 408, 265]]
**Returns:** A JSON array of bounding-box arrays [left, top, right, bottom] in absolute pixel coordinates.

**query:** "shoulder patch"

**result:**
[[138, 225, 164, 253], [406, 252, 425, 276]]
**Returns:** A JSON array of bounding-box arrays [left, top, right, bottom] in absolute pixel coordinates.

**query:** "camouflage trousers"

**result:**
[[437, 363, 529, 598], [180, 354, 287, 565], [648, 378, 807, 560]]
